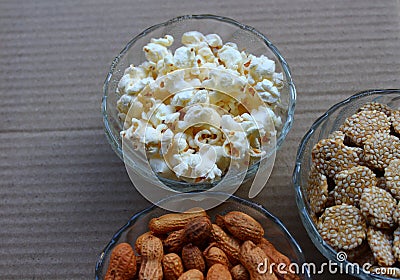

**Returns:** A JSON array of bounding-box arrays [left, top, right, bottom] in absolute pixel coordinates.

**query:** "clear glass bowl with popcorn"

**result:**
[[103, 15, 296, 190], [294, 89, 400, 279]]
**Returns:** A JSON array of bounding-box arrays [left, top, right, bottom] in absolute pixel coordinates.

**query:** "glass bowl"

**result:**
[[293, 89, 400, 279], [102, 14, 296, 190], [95, 193, 310, 279]]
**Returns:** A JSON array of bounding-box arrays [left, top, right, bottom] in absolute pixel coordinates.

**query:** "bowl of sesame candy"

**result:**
[[294, 89, 400, 279]]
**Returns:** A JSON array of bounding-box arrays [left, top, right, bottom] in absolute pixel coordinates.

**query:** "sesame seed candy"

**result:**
[[385, 159, 400, 200], [358, 102, 392, 117], [344, 241, 375, 265], [328, 130, 345, 142], [306, 164, 329, 214], [312, 138, 364, 178], [376, 176, 390, 192], [360, 186, 396, 229], [333, 166, 377, 208], [367, 226, 395, 267], [391, 110, 400, 134], [364, 132, 400, 171], [318, 204, 366, 250], [341, 110, 390, 146], [393, 227, 400, 262], [393, 201, 400, 225]]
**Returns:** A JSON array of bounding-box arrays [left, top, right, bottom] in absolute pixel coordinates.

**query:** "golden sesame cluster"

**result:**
[[307, 102, 400, 274]]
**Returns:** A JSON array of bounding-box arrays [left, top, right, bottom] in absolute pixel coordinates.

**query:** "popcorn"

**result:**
[[217, 45, 242, 70], [205, 34, 223, 48], [143, 42, 170, 63], [248, 55, 276, 84], [151, 35, 174, 47], [117, 32, 285, 183], [174, 46, 195, 68]]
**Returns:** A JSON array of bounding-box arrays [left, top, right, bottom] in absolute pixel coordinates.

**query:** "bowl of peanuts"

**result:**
[[294, 89, 400, 279], [102, 14, 296, 191], [95, 192, 310, 279]]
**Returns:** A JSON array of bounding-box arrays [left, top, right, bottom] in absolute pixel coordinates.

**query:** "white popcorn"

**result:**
[[184, 105, 222, 128], [174, 46, 195, 68], [143, 42, 170, 63], [254, 79, 281, 104], [222, 131, 249, 160], [187, 89, 209, 105], [217, 45, 242, 70], [205, 34, 223, 48], [117, 32, 285, 183], [171, 89, 194, 107], [248, 55, 276, 83], [150, 35, 174, 47], [125, 77, 154, 95], [182, 31, 206, 47]]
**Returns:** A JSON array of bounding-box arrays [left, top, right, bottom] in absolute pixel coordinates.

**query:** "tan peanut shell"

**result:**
[[222, 211, 264, 243], [258, 238, 300, 280], [162, 253, 184, 280], [206, 263, 232, 280], [231, 264, 250, 280], [135, 231, 153, 255], [182, 243, 206, 273], [163, 229, 185, 253], [182, 216, 212, 246], [211, 224, 240, 263], [203, 245, 231, 268], [139, 235, 163, 280], [239, 241, 278, 280], [177, 269, 204, 280], [105, 242, 137, 280], [149, 207, 207, 234]]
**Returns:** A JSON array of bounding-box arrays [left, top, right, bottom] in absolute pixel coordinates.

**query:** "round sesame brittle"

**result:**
[[317, 204, 366, 250], [385, 159, 400, 199], [333, 166, 376, 207], [364, 132, 400, 171], [306, 164, 328, 214], [344, 241, 375, 265], [393, 227, 400, 262], [341, 110, 390, 146], [367, 226, 395, 267], [312, 138, 364, 178], [358, 101, 392, 117], [360, 186, 396, 229], [393, 201, 400, 225], [391, 110, 400, 134]]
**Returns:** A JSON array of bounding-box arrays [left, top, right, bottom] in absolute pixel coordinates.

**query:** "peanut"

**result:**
[[182, 243, 206, 273], [206, 263, 232, 280], [139, 235, 163, 280], [203, 245, 231, 268], [135, 231, 153, 255], [177, 269, 204, 280], [149, 207, 207, 235], [105, 243, 137, 280], [258, 238, 300, 280], [182, 216, 212, 246], [211, 224, 241, 263], [222, 211, 264, 243], [163, 229, 185, 253], [231, 264, 250, 280], [162, 253, 184, 280], [239, 240, 277, 280]]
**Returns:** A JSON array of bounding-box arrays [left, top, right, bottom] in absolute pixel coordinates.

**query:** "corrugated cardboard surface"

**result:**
[[1, 0, 400, 279]]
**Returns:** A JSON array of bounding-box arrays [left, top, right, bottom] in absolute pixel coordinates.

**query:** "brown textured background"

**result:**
[[1, 0, 400, 279]]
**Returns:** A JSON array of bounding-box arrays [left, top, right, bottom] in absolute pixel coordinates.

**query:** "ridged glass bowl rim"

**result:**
[[94, 192, 310, 279], [293, 89, 400, 280], [101, 14, 296, 187]]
